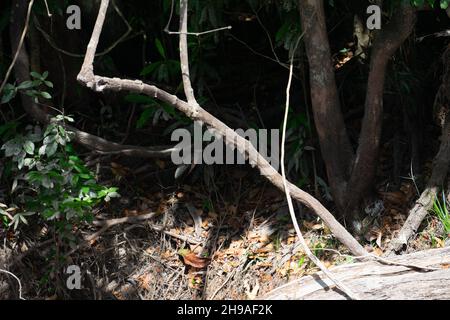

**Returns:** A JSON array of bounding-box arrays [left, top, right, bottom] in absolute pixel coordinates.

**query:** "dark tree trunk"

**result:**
[[344, 4, 416, 215], [299, 0, 354, 212], [298, 0, 416, 223]]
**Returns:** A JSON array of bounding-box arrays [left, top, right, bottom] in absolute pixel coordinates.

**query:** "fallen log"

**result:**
[[263, 247, 450, 300]]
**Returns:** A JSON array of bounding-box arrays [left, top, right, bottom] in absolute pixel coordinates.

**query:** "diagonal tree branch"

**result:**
[[77, 0, 367, 257]]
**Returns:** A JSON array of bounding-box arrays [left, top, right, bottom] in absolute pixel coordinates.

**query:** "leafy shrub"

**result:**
[[0, 115, 119, 233], [1, 71, 53, 104]]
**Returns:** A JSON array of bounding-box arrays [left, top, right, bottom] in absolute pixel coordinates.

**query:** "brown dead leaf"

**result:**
[[259, 273, 273, 283], [182, 252, 211, 269], [257, 243, 274, 253], [136, 273, 153, 291], [379, 191, 407, 207], [303, 221, 323, 231], [372, 247, 383, 256], [287, 236, 296, 244], [201, 219, 210, 229], [227, 204, 238, 215], [208, 211, 218, 220], [161, 250, 174, 259]]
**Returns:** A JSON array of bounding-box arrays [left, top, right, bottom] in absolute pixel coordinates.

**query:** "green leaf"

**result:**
[[2, 139, 22, 157], [23, 140, 35, 155], [40, 92, 52, 99], [46, 142, 58, 157], [140, 61, 162, 76], [30, 71, 42, 79], [155, 38, 166, 59], [276, 21, 290, 43], [42, 209, 56, 219], [17, 80, 34, 90], [157, 63, 169, 83], [81, 186, 90, 194], [1, 88, 17, 104], [136, 107, 156, 128], [41, 177, 54, 189], [11, 178, 18, 193]]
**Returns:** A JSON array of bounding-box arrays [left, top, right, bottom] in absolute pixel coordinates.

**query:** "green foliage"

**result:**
[[275, 11, 302, 55], [1, 116, 120, 232], [285, 109, 312, 185], [432, 192, 450, 235], [1, 71, 53, 104], [125, 94, 192, 131], [141, 38, 181, 84], [411, 0, 449, 9]]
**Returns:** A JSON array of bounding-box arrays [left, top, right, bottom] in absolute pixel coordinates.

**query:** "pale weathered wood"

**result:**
[[263, 247, 450, 300]]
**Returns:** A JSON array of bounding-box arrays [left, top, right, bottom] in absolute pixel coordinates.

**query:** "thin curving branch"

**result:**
[[280, 34, 359, 299], [77, 0, 367, 256]]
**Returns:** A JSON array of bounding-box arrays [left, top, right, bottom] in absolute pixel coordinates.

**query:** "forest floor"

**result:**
[[1, 145, 449, 300]]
